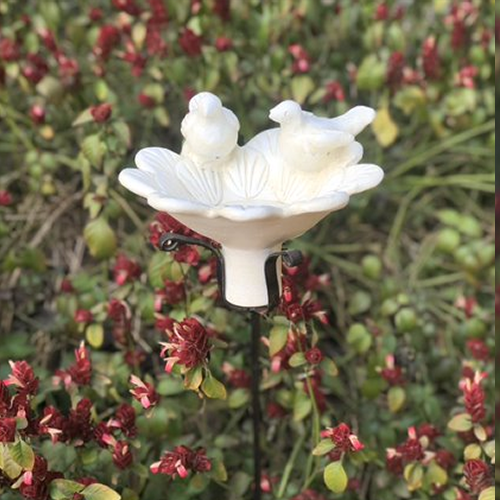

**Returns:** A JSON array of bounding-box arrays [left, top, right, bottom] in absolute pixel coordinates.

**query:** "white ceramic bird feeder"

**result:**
[[119, 92, 383, 310]]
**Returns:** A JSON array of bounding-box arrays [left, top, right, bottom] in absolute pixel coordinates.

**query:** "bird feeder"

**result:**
[[119, 92, 383, 310]]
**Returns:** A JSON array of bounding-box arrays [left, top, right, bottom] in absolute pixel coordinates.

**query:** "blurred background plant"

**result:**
[[0, 0, 496, 499]]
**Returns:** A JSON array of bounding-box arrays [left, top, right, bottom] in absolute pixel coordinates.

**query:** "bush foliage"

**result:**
[[0, 1, 496, 499]]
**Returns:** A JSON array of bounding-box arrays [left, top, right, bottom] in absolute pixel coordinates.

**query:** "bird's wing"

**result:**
[[323, 106, 376, 135], [301, 128, 354, 152]]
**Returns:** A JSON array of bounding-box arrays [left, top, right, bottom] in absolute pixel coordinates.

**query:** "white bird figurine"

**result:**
[[269, 100, 375, 173], [181, 92, 240, 167]]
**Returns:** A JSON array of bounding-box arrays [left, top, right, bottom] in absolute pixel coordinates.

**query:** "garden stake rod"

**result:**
[[159, 233, 304, 500]]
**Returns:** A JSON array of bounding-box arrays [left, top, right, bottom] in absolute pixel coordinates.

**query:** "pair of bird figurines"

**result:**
[[178, 92, 376, 205]]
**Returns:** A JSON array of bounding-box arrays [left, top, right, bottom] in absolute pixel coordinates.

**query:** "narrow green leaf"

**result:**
[[312, 439, 335, 456], [288, 352, 306, 368], [269, 325, 289, 356]]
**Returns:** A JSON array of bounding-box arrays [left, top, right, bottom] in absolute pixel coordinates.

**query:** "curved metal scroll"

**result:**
[[158, 232, 302, 312]]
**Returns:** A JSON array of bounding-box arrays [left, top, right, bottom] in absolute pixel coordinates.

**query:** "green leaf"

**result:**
[[478, 487, 495, 500], [72, 108, 94, 127], [0, 443, 23, 478], [147, 253, 173, 288], [473, 424, 487, 442], [9, 440, 35, 470], [81, 134, 106, 168], [50, 479, 85, 500], [346, 323, 372, 354], [291, 75, 315, 104], [372, 108, 399, 148], [356, 55, 386, 90], [228, 388, 250, 409], [269, 325, 289, 356], [83, 217, 117, 260], [404, 463, 424, 491], [86, 323, 104, 349], [82, 483, 121, 500], [288, 352, 306, 368], [447, 413, 473, 432], [426, 460, 448, 487], [312, 439, 335, 456], [210, 458, 228, 482], [184, 366, 203, 391], [464, 444, 482, 460], [388, 386, 406, 413], [293, 391, 312, 421], [201, 372, 227, 400], [323, 461, 348, 494], [320, 357, 339, 377]]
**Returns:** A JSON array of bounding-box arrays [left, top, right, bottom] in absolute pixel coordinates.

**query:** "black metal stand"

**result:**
[[158, 233, 302, 500], [250, 311, 262, 500]]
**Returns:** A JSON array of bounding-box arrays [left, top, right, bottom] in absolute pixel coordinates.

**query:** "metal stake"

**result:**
[[250, 311, 262, 500]]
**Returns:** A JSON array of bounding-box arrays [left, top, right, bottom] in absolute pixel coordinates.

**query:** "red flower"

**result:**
[[305, 347, 323, 365], [223, 365, 251, 388], [457, 65, 478, 89], [68, 343, 92, 386], [74, 309, 93, 324], [94, 25, 121, 60], [67, 399, 94, 443], [380, 355, 405, 386], [38, 28, 58, 53], [466, 339, 489, 361], [0, 190, 13, 206], [417, 423, 440, 442], [22, 53, 49, 84], [386, 449, 404, 475], [162, 279, 187, 305], [138, 92, 157, 108], [461, 372, 487, 423], [151, 446, 211, 478], [0, 38, 21, 61], [112, 0, 141, 16], [58, 56, 80, 87], [90, 103, 113, 123], [435, 450, 456, 470], [267, 402, 287, 419], [129, 375, 159, 409], [397, 427, 424, 462], [160, 318, 211, 372], [374, 3, 389, 21], [213, 0, 231, 21], [30, 105, 46, 125], [0, 418, 16, 442], [422, 36, 441, 80], [289, 44, 311, 74], [179, 28, 203, 57], [110, 403, 137, 438], [321, 423, 364, 454], [387, 51, 406, 88], [324, 81, 345, 103], [89, 7, 104, 22], [463, 459, 491, 494], [113, 254, 141, 285], [107, 438, 134, 469], [148, 0, 168, 25], [6, 361, 39, 396], [215, 36, 233, 52]]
